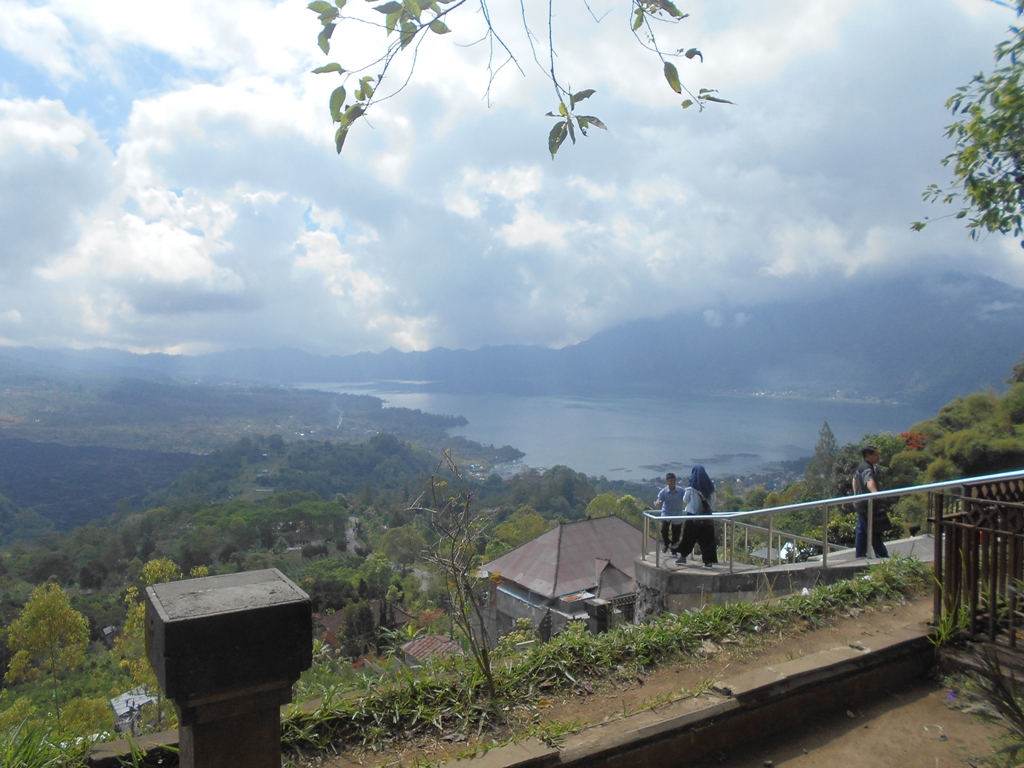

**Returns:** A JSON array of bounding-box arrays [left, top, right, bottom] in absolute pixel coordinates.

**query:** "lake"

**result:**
[[306, 384, 932, 482]]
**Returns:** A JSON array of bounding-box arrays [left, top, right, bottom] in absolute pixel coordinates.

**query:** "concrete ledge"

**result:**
[[88, 730, 179, 766], [440, 622, 934, 768], [450, 738, 559, 768]]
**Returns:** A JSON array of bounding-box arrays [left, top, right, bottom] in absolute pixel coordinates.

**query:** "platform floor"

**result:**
[[643, 534, 935, 574]]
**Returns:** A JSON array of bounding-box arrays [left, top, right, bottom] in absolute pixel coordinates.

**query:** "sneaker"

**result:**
[[662, 545, 669, 554], [675, 556, 687, 565], [703, 563, 714, 569]]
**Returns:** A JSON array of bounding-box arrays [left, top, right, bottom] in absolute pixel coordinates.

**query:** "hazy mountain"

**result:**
[[1, 273, 1020, 410]]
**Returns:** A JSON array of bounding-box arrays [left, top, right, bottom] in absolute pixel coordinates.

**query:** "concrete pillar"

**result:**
[[145, 569, 312, 768]]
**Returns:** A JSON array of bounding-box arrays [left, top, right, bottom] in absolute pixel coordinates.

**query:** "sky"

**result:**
[[0, 0, 1021, 357]]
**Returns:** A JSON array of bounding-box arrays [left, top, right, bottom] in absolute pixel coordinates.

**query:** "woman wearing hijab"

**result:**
[[671, 465, 718, 568]]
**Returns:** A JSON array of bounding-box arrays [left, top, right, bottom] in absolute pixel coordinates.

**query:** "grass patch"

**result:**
[[282, 557, 929, 756]]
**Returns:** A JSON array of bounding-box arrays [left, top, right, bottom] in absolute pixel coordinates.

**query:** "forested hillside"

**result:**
[[0, 438, 199, 531], [0, 358, 466, 452]]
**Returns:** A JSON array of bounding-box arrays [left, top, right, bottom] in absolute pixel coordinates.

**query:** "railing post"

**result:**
[[729, 519, 735, 574], [768, 512, 774, 567], [642, 514, 648, 564], [867, 496, 874, 558], [822, 505, 829, 568], [145, 570, 312, 768], [932, 492, 942, 624]]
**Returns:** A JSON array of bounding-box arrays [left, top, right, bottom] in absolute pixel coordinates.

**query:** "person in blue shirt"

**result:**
[[654, 472, 685, 554]]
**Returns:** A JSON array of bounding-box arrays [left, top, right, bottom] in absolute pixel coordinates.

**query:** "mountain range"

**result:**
[[1, 272, 1020, 411]]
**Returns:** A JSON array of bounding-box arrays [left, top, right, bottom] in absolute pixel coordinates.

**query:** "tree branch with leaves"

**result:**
[[914, 0, 1024, 243], [307, 0, 728, 157]]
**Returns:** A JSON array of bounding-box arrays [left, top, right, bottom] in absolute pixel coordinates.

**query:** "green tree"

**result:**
[[361, 552, 394, 600], [306, 0, 728, 157], [493, 506, 551, 548], [616, 494, 646, 528], [5, 583, 89, 731], [378, 525, 426, 568], [804, 421, 839, 498], [585, 493, 619, 519], [341, 600, 378, 658], [915, 1, 1024, 243], [1008, 352, 1024, 385]]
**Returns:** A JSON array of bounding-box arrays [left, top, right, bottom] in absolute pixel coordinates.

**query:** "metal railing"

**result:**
[[642, 468, 1024, 576]]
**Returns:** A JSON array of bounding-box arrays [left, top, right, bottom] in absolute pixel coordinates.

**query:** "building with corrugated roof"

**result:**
[[478, 515, 655, 642], [399, 633, 463, 666]]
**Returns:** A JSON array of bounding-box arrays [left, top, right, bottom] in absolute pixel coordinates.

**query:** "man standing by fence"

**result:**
[[853, 445, 888, 558], [654, 472, 684, 554]]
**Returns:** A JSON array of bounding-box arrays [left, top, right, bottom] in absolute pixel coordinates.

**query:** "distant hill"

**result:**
[[1, 272, 1021, 410], [0, 437, 200, 530]]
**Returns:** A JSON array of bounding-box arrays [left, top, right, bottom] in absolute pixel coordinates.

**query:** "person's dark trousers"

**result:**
[[661, 520, 681, 549], [674, 519, 718, 564], [855, 513, 889, 558]]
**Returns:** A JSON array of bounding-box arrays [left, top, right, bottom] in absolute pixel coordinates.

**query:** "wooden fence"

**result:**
[[932, 478, 1024, 646]]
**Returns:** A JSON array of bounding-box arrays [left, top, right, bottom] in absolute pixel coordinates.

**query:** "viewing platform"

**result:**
[[634, 534, 933, 620]]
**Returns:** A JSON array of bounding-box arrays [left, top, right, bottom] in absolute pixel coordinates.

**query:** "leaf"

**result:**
[[318, 6, 340, 22], [576, 116, 589, 136], [681, 99, 693, 109], [684, 47, 702, 61], [335, 0, 348, 8], [386, 10, 400, 34], [657, 0, 685, 19], [571, 88, 596, 106], [335, 125, 349, 154], [702, 95, 733, 104], [558, 101, 568, 117], [400, 20, 417, 48], [632, 7, 644, 31], [578, 115, 607, 130], [548, 121, 568, 158], [357, 76, 375, 100], [663, 61, 681, 94], [308, 0, 333, 11], [566, 118, 576, 145], [429, 19, 451, 34], [317, 23, 336, 54], [340, 103, 365, 128], [330, 86, 347, 121], [312, 63, 345, 74], [404, 0, 422, 20], [374, 1, 403, 12]]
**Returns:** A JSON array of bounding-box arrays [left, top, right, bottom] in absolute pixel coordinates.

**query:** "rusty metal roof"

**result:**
[[482, 516, 654, 599], [400, 633, 463, 662]]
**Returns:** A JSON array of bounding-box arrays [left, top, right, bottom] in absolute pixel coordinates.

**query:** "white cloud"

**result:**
[[568, 176, 617, 200], [0, 0, 1017, 355], [0, 2, 77, 80], [446, 166, 544, 217], [292, 230, 385, 307], [499, 203, 573, 248]]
